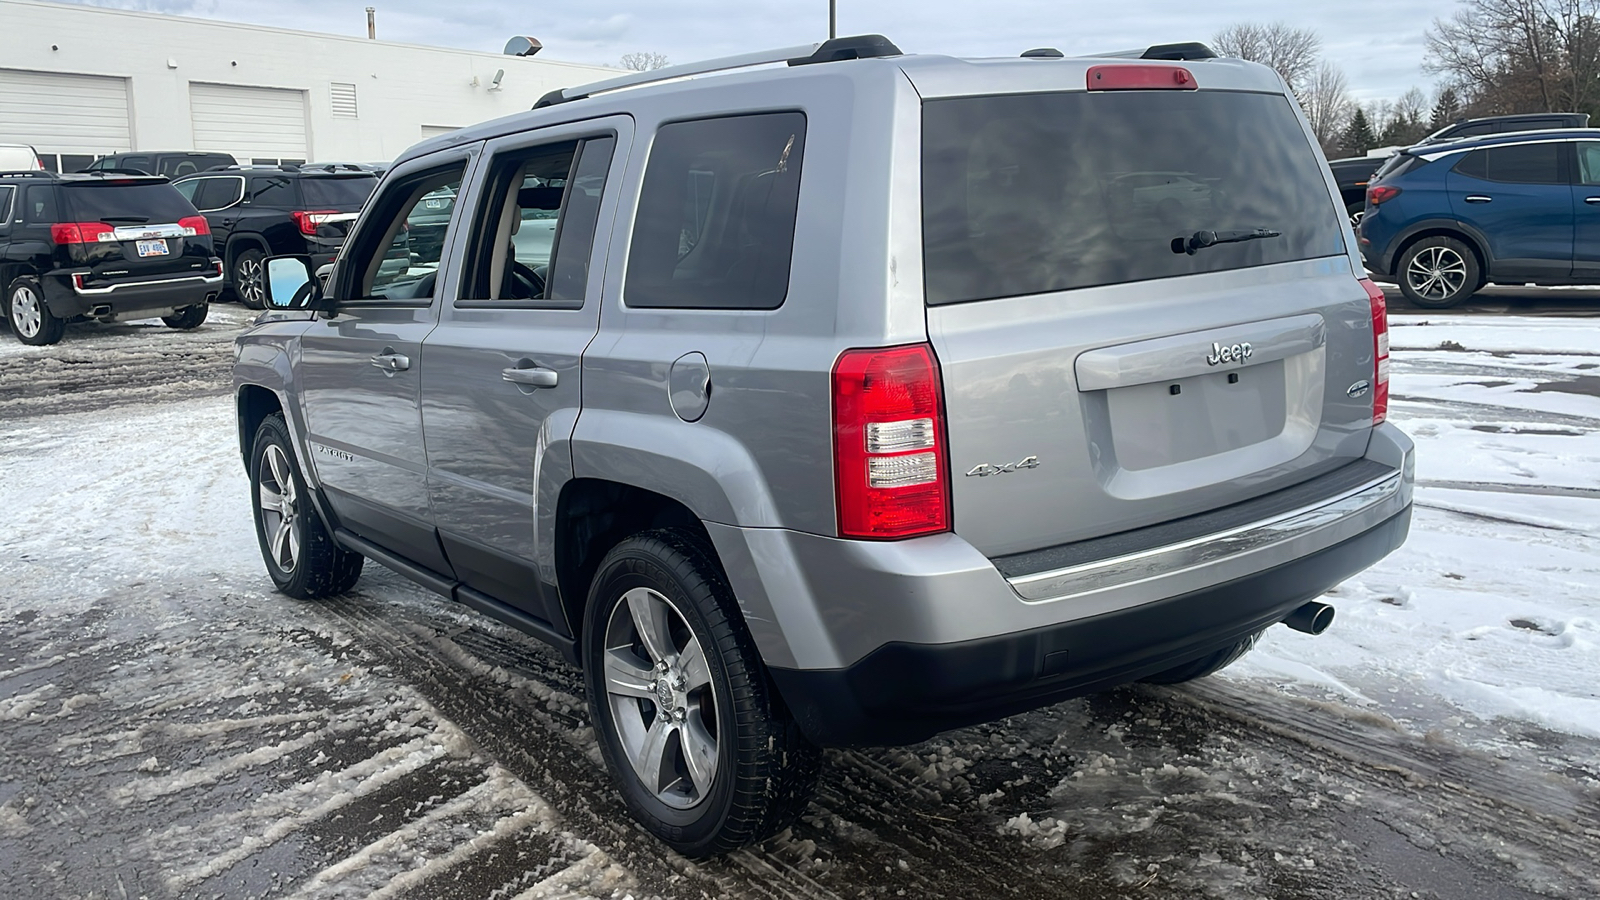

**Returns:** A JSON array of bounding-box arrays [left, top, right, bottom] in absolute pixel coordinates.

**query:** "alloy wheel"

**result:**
[[1405, 246, 1467, 301], [1349, 209, 1365, 228], [602, 586, 719, 810], [257, 444, 301, 573], [237, 257, 265, 305], [10, 286, 42, 339]]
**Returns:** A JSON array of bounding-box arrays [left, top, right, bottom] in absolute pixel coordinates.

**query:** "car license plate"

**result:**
[[136, 239, 169, 258], [425, 199, 445, 209]]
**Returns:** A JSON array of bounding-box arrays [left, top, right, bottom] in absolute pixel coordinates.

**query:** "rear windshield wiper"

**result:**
[[1172, 228, 1281, 255]]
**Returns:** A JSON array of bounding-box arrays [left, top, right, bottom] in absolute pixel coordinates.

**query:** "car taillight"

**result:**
[[49, 222, 117, 244], [179, 215, 211, 236], [1366, 185, 1401, 205], [1086, 64, 1197, 91], [1362, 278, 1389, 425], [291, 210, 340, 236], [832, 344, 950, 539]]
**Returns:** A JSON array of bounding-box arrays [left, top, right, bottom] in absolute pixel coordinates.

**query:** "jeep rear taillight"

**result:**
[[832, 344, 950, 539], [49, 222, 117, 244], [291, 210, 340, 236], [1366, 185, 1401, 205], [1362, 278, 1390, 425]]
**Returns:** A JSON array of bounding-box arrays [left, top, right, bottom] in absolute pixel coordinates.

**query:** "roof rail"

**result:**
[[535, 34, 902, 109], [0, 170, 56, 179], [1082, 41, 1218, 61]]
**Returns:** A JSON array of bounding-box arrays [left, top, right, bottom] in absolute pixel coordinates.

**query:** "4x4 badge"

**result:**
[[966, 456, 1040, 477]]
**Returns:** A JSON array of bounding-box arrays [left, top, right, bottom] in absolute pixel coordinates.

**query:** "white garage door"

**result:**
[[190, 82, 308, 163], [420, 125, 460, 140], [0, 69, 131, 153]]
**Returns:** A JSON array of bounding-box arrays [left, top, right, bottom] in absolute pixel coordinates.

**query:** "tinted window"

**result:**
[[64, 183, 196, 222], [547, 137, 616, 306], [194, 177, 243, 211], [625, 112, 806, 310], [173, 179, 200, 202], [922, 91, 1345, 305], [248, 176, 295, 206], [25, 185, 57, 222], [0, 185, 14, 223], [60, 154, 94, 173], [301, 175, 378, 210], [1452, 123, 1496, 138], [120, 156, 152, 174], [1455, 143, 1562, 183], [1579, 143, 1600, 185]]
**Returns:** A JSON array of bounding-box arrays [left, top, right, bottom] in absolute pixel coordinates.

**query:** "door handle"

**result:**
[[502, 366, 558, 388], [1586, 197, 1600, 205], [1464, 195, 1493, 203], [370, 352, 410, 372]]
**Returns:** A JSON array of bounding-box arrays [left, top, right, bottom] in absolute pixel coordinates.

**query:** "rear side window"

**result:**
[[625, 112, 806, 310], [1453, 144, 1563, 184], [193, 177, 243, 211], [25, 185, 57, 223], [301, 176, 378, 210], [64, 183, 197, 222], [922, 91, 1345, 305], [0, 185, 14, 223], [248, 176, 296, 206]]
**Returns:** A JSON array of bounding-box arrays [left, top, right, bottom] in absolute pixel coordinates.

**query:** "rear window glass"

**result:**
[[64, 183, 196, 223], [921, 90, 1347, 305], [1452, 144, 1563, 184], [301, 176, 377, 210]]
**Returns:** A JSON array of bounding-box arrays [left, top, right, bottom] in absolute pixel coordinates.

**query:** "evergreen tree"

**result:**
[[1430, 86, 1464, 130], [1341, 108, 1377, 156]]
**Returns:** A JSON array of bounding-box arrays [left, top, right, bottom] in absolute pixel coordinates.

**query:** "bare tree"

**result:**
[[1212, 22, 1322, 94], [1426, 0, 1600, 116], [619, 51, 671, 72], [1300, 62, 1353, 154]]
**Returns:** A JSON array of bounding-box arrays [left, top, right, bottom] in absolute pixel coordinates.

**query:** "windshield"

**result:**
[[63, 182, 197, 223], [300, 175, 377, 210], [921, 90, 1346, 305]]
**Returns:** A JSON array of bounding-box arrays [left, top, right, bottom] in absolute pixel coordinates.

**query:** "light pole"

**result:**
[[829, 0, 836, 39]]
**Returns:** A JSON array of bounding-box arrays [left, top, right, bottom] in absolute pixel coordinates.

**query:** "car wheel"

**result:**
[[1397, 236, 1479, 309], [583, 528, 820, 858], [233, 249, 267, 310], [1346, 202, 1365, 228], [161, 301, 209, 330], [1141, 630, 1262, 684], [250, 413, 363, 599], [7, 277, 65, 346]]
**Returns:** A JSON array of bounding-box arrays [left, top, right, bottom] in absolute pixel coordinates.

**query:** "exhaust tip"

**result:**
[[1283, 600, 1335, 636]]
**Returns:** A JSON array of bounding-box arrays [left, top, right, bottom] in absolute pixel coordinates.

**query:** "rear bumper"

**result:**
[[706, 423, 1414, 747], [42, 265, 223, 318], [769, 508, 1408, 747]]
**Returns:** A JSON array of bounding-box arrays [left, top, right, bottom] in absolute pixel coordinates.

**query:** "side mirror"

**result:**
[[263, 255, 329, 312]]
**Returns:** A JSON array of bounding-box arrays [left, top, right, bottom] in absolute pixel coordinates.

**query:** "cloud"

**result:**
[[43, 0, 1448, 98]]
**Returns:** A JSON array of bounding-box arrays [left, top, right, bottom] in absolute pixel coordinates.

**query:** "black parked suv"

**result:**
[[173, 165, 379, 308], [0, 171, 222, 345], [1328, 156, 1386, 226], [1421, 112, 1589, 144], [84, 151, 239, 180]]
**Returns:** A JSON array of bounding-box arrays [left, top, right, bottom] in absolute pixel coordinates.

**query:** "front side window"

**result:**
[[625, 112, 807, 310], [922, 90, 1345, 305], [459, 135, 617, 307], [343, 164, 466, 302], [194, 177, 243, 211]]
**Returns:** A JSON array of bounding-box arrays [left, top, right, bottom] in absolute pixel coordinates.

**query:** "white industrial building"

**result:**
[[0, 0, 619, 171]]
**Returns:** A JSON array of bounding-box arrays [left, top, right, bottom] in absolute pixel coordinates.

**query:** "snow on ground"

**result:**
[[1233, 315, 1600, 748]]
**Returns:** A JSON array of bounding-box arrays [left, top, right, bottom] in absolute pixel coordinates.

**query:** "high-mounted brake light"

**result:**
[[1086, 64, 1197, 91], [178, 215, 211, 236], [49, 222, 117, 244], [1361, 278, 1389, 425], [1366, 185, 1401, 205], [291, 209, 340, 236], [833, 344, 950, 539]]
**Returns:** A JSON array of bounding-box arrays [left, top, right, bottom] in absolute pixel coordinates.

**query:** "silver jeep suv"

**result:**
[[235, 36, 1413, 856]]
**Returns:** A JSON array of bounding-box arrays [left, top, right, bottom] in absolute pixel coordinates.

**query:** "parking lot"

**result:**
[[2, 297, 1597, 900]]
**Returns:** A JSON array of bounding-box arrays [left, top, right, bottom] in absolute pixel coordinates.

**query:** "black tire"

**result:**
[[583, 528, 820, 858], [1396, 235, 1480, 309], [7, 276, 65, 346], [1141, 630, 1262, 685], [161, 301, 209, 330], [249, 413, 363, 599], [232, 248, 267, 309]]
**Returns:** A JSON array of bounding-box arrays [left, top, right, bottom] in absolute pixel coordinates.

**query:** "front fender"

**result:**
[[233, 319, 335, 534]]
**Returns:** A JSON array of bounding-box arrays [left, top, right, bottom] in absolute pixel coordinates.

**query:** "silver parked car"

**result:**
[[234, 36, 1413, 856]]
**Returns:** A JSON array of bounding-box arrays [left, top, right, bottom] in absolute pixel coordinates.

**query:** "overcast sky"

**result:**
[[56, 0, 1443, 102]]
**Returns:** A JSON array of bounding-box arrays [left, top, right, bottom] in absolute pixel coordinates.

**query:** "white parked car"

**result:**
[[0, 143, 44, 171]]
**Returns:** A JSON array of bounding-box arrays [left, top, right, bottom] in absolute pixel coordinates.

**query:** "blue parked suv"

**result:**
[[1358, 128, 1600, 308]]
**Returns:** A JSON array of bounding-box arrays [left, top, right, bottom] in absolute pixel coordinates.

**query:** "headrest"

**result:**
[[518, 185, 563, 211]]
